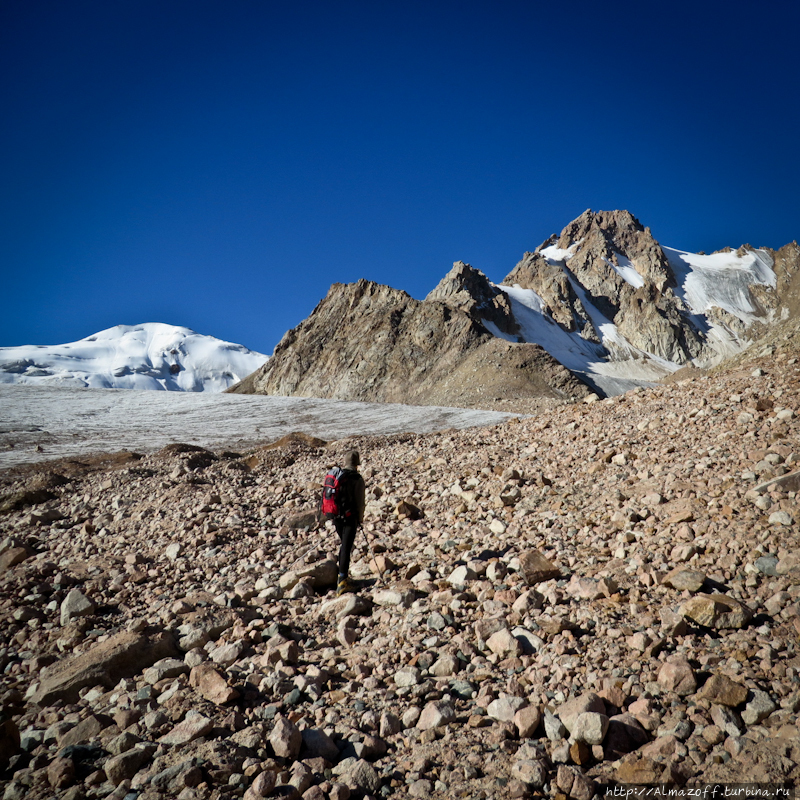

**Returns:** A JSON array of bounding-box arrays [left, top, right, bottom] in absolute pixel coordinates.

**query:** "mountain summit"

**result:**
[[0, 323, 268, 392], [232, 210, 799, 408], [230, 278, 587, 410]]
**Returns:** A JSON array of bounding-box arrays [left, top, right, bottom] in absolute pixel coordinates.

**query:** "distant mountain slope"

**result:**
[[0, 323, 268, 392], [229, 279, 589, 409], [231, 209, 799, 407], [499, 209, 799, 393]]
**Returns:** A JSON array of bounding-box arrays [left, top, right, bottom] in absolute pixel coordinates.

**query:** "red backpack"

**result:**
[[321, 468, 354, 520]]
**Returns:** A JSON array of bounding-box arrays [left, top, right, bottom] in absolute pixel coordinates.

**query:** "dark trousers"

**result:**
[[334, 519, 358, 577]]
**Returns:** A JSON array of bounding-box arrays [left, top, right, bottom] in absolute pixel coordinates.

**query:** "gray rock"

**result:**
[[741, 690, 777, 725], [164, 542, 182, 561], [557, 692, 605, 733], [159, 712, 213, 745], [447, 565, 477, 585], [663, 568, 706, 592], [302, 728, 339, 761], [269, 715, 301, 758], [487, 695, 527, 722], [754, 556, 779, 576], [710, 704, 744, 737], [394, 666, 421, 687], [344, 758, 381, 793], [511, 758, 547, 788], [544, 708, 567, 741], [60, 589, 95, 626], [279, 559, 338, 590], [143, 657, 189, 685], [569, 711, 609, 745], [151, 761, 203, 793]]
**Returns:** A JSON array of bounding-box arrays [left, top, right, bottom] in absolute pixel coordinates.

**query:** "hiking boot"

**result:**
[[336, 576, 353, 596]]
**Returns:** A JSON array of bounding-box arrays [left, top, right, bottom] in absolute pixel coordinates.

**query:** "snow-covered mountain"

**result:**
[[235, 210, 800, 405], [492, 241, 780, 394], [0, 323, 268, 392]]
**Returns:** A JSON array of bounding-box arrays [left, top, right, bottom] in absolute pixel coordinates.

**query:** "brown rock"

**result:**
[[244, 769, 277, 799], [104, 747, 153, 784], [613, 755, 663, 784], [113, 709, 141, 730], [396, 499, 423, 519], [285, 509, 319, 530], [417, 700, 456, 730], [280, 559, 338, 590], [569, 740, 592, 766], [680, 593, 753, 629], [48, 756, 75, 789], [59, 714, 112, 747], [269, 715, 301, 758], [158, 713, 213, 745], [486, 628, 522, 657], [32, 629, 178, 705], [556, 764, 595, 800], [151, 761, 204, 793], [189, 663, 240, 704], [696, 674, 748, 707], [229, 275, 590, 408], [556, 692, 605, 733], [0, 546, 34, 573], [657, 658, 697, 696], [514, 705, 542, 738], [519, 550, 561, 585]]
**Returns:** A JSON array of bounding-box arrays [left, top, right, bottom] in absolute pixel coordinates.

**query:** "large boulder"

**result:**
[[32, 629, 178, 705]]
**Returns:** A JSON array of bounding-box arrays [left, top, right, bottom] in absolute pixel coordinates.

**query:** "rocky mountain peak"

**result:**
[[426, 261, 496, 308], [232, 209, 799, 406], [554, 208, 673, 293], [231, 272, 588, 410], [504, 209, 780, 370], [426, 262, 520, 340]]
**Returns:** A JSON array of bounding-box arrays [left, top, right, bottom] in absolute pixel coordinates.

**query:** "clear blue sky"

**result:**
[[2, 0, 799, 354]]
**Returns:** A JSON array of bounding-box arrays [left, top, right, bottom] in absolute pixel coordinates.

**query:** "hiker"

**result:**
[[322, 450, 366, 595]]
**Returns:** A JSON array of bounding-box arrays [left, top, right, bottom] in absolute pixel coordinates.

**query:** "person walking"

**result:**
[[330, 450, 366, 596]]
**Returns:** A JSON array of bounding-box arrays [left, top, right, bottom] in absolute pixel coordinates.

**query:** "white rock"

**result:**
[[489, 519, 507, 534], [60, 589, 95, 626], [165, 543, 181, 561], [487, 695, 526, 722]]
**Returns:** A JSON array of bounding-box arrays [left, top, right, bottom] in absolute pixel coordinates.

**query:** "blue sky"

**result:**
[[2, 0, 799, 354]]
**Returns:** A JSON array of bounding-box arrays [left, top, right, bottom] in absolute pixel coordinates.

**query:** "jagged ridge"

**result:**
[[232, 210, 800, 406], [230, 278, 589, 411]]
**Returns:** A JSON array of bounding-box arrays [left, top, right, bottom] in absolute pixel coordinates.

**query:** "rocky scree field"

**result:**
[[0, 325, 799, 800]]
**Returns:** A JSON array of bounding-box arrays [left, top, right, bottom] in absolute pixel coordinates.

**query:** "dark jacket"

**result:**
[[344, 470, 366, 525]]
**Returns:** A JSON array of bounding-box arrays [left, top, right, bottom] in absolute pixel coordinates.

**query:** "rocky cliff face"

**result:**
[[232, 210, 800, 406], [506, 210, 754, 365], [231, 278, 589, 410]]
